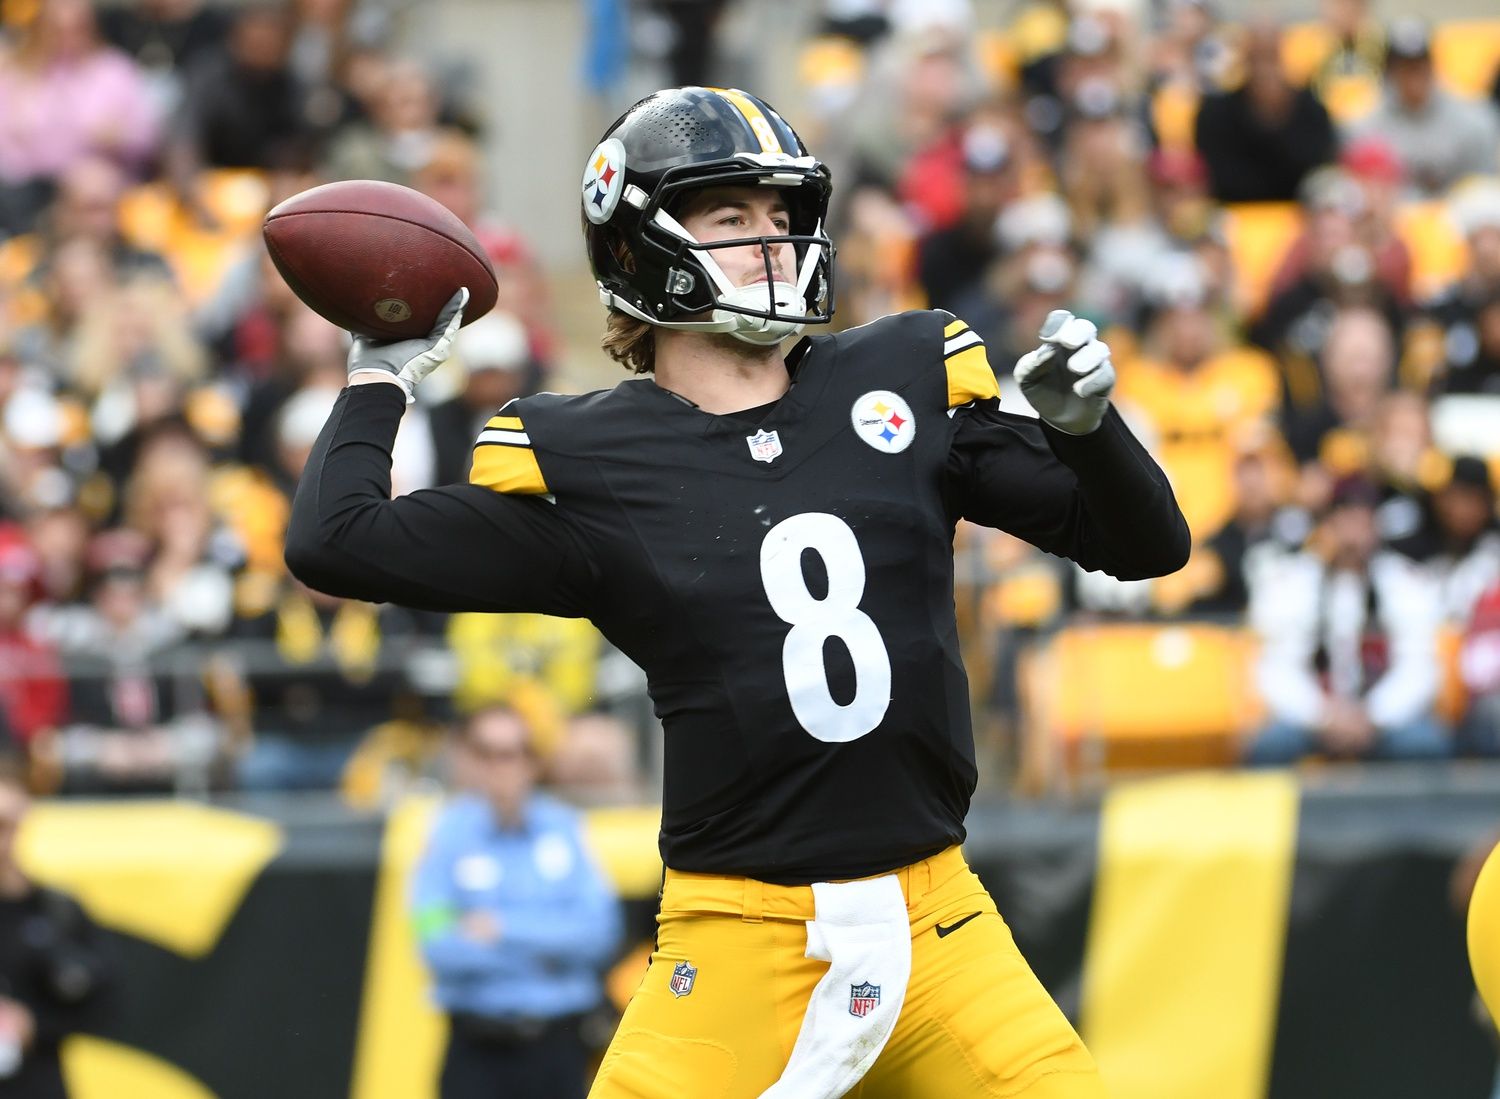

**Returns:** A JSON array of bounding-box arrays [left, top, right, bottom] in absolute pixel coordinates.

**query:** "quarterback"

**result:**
[[286, 87, 1190, 1098]]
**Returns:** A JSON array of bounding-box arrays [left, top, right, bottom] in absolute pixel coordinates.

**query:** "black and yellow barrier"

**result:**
[[16, 772, 1500, 1099]]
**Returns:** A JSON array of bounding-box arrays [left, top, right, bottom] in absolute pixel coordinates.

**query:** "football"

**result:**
[[262, 179, 499, 340]]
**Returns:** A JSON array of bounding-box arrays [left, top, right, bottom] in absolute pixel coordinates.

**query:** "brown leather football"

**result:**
[[262, 179, 499, 340]]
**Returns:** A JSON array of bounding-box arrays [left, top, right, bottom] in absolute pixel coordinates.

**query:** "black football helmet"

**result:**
[[581, 86, 835, 346]]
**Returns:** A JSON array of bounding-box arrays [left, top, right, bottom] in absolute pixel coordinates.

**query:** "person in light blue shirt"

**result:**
[[411, 705, 623, 1099]]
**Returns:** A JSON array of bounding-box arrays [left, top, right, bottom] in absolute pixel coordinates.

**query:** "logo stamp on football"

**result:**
[[849, 981, 881, 1017], [373, 298, 411, 323], [746, 428, 783, 463], [669, 960, 698, 998], [851, 390, 915, 453], [581, 138, 627, 225]]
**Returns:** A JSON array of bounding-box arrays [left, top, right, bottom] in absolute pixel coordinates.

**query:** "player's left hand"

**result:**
[[347, 287, 468, 403], [1014, 309, 1116, 435]]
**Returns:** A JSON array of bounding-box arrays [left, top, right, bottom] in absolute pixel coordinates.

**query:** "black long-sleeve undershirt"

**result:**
[[284, 384, 598, 617], [286, 385, 1188, 615]]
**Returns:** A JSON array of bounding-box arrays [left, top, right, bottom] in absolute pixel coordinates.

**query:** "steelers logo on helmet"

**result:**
[[581, 138, 627, 225], [851, 390, 915, 454]]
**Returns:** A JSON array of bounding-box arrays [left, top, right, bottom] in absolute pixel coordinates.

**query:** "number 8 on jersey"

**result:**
[[759, 512, 892, 743]]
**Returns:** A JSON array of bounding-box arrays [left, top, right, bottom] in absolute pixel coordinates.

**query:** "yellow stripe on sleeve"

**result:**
[[943, 318, 969, 338], [485, 416, 524, 432], [945, 343, 1000, 407], [470, 445, 549, 495]]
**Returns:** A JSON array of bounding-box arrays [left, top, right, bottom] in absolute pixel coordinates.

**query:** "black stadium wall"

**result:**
[[18, 770, 1500, 1099]]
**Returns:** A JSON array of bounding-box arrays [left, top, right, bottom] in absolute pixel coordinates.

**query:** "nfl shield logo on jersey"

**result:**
[[746, 429, 783, 463], [669, 960, 698, 998], [849, 981, 880, 1017]]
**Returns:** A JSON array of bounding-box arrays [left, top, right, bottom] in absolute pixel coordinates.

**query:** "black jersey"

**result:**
[[285, 310, 1189, 883]]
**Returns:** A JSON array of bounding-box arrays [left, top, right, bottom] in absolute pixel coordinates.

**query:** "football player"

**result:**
[[285, 87, 1190, 1098]]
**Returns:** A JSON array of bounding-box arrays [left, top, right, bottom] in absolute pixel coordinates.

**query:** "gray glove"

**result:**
[[347, 288, 469, 402], [1013, 309, 1117, 435]]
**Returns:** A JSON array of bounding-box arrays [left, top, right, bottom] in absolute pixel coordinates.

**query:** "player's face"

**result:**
[[677, 187, 795, 288]]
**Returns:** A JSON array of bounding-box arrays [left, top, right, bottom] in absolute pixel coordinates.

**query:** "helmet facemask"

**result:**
[[596, 158, 836, 346]]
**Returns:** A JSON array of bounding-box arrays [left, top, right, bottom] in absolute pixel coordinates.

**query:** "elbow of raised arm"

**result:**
[[1156, 515, 1193, 577], [1104, 514, 1192, 581], [283, 518, 351, 598]]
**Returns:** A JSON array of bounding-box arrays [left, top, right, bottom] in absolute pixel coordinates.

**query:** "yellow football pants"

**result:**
[[590, 846, 1106, 1098]]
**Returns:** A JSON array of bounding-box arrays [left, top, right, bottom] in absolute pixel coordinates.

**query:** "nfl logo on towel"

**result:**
[[746, 429, 783, 463], [669, 960, 698, 998], [849, 981, 880, 1017]]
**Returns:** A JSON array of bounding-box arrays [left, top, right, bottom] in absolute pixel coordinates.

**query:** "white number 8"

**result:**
[[759, 513, 892, 743]]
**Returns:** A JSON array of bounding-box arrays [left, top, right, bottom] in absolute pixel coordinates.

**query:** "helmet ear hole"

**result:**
[[606, 228, 637, 275]]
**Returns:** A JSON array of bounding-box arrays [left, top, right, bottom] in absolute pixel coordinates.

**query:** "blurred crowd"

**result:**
[[797, 0, 1500, 772], [2, 0, 1500, 799], [0, 0, 635, 800]]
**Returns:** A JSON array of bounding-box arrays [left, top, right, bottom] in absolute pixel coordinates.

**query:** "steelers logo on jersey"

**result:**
[[581, 138, 627, 225], [851, 390, 915, 454]]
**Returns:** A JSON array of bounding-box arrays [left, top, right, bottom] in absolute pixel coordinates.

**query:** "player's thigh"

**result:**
[[866, 902, 1104, 1099], [589, 914, 818, 1099]]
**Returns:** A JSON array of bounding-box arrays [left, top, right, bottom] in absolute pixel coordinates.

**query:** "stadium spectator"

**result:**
[[10, 236, 117, 379], [1458, 581, 1500, 757], [1257, 194, 1405, 444], [1365, 389, 1440, 544], [1076, 148, 1217, 326], [236, 303, 349, 477], [914, 121, 1019, 314], [1398, 456, 1500, 625], [96, 0, 233, 116], [1111, 262, 1280, 539], [1148, 0, 1233, 97], [0, 385, 79, 521], [1245, 474, 1450, 764], [1281, 305, 1398, 476], [45, 529, 227, 794], [836, 23, 987, 198], [320, 57, 443, 186], [986, 240, 1080, 372], [1430, 288, 1500, 399], [411, 706, 622, 1099], [171, 3, 312, 174], [122, 428, 242, 638], [1182, 434, 1300, 617], [1058, 75, 1149, 242], [1417, 184, 1500, 447], [228, 575, 431, 792], [1307, 0, 1386, 98], [0, 526, 66, 761], [0, 156, 174, 315], [23, 508, 89, 609], [1346, 18, 1500, 200], [1269, 155, 1411, 309], [0, 755, 112, 1098], [1194, 22, 1337, 203], [0, 0, 161, 235]]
